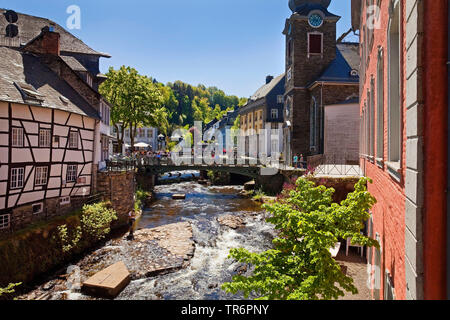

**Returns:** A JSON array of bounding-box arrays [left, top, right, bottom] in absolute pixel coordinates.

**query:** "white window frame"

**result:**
[[12, 127, 24, 147], [11, 167, 24, 189], [39, 128, 51, 148], [68, 131, 78, 149], [271, 109, 279, 119], [66, 165, 78, 183], [0, 214, 10, 230], [32, 202, 43, 215], [277, 95, 284, 104], [60, 196, 71, 205], [387, 0, 402, 167], [35, 166, 48, 186], [376, 47, 385, 162]]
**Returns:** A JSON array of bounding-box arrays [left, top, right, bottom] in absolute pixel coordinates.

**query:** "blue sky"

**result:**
[[3, 0, 357, 98]]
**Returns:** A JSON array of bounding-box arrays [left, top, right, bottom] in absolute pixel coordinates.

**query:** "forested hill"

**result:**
[[156, 80, 248, 128]]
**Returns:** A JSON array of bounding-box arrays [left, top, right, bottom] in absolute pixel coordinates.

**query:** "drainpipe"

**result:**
[[447, 2, 450, 300]]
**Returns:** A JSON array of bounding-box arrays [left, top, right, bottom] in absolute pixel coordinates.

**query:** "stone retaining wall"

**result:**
[[96, 171, 136, 226]]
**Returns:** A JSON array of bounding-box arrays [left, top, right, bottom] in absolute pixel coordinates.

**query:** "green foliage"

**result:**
[[135, 189, 151, 212], [55, 224, 82, 253], [207, 170, 231, 185], [252, 189, 266, 201], [53, 202, 117, 253], [0, 283, 21, 297], [80, 202, 118, 242], [99, 66, 168, 151], [222, 177, 379, 300]]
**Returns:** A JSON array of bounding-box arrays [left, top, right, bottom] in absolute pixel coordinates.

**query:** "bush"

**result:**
[[53, 202, 117, 253], [0, 283, 21, 297], [222, 177, 379, 300], [80, 202, 118, 242], [135, 189, 151, 212]]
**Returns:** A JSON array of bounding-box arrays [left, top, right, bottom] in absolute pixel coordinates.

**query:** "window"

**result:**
[[387, 1, 401, 165], [32, 203, 43, 215], [12, 127, 23, 147], [86, 73, 93, 87], [66, 165, 78, 183], [39, 129, 51, 147], [69, 131, 78, 149], [376, 48, 385, 160], [277, 95, 284, 104], [368, 83, 375, 158], [271, 109, 279, 119], [35, 167, 48, 186], [0, 214, 10, 230], [308, 33, 323, 57], [287, 38, 293, 64], [101, 136, 109, 162], [60, 196, 71, 205], [11, 167, 24, 189], [309, 98, 317, 149]]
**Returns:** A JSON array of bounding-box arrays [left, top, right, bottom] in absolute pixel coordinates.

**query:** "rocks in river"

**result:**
[[217, 215, 246, 229], [244, 180, 256, 191]]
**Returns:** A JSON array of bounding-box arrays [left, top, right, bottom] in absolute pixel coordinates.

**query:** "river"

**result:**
[[20, 177, 277, 300], [118, 180, 275, 300]]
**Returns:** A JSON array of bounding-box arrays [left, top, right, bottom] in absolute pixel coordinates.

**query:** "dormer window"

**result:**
[[14, 82, 45, 104]]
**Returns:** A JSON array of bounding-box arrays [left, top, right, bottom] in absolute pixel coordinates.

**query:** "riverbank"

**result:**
[[18, 222, 195, 300]]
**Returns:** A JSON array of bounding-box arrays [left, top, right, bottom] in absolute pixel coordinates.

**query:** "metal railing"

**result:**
[[308, 153, 362, 177]]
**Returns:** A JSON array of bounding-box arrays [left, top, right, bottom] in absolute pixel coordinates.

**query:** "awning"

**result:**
[[134, 142, 150, 148]]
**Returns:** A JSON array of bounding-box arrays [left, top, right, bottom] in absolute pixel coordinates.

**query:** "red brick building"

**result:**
[[352, 0, 448, 300]]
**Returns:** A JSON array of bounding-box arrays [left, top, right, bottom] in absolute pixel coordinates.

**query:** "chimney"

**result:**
[[23, 26, 60, 56], [266, 75, 274, 84]]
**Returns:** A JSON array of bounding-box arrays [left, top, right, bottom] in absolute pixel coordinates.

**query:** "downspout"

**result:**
[[92, 119, 99, 195], [447, 1, 450, 300]]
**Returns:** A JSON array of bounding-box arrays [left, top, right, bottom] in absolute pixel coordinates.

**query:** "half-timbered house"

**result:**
[[0, 13, 114, 232]]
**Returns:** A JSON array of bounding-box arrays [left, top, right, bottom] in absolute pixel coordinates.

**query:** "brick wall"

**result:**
[[359, 0, 409, 300]]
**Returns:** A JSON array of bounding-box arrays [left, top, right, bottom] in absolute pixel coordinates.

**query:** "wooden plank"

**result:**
[[82, 261, 130, 299]]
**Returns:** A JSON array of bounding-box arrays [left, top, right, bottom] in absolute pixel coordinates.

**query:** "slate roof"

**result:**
[[0, 46, 100, 119], [312, 43, 360, 85], [249, 73, 285, 102], [0, 9, 110, 57], [60, 55, 88, 72]]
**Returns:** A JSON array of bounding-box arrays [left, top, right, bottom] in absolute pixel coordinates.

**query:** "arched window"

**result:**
[[376, 48, 385, 160], [387, 0, 401, 165]]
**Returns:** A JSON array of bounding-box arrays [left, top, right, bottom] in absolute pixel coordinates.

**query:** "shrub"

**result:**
[[222, 177, 379, 300], [80, 202, 117, 242], [0, 283, 21, 297]]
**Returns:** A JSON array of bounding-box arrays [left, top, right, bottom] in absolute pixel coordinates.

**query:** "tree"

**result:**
[[222, 177, 379, 300], [99, 66, 167, 152]]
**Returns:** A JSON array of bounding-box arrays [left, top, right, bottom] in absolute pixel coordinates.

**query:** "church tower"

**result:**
[[283, 0, 340, 162]]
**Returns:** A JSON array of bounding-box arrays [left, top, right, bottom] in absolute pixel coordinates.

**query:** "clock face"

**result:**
[[308, 14, 324, 28]]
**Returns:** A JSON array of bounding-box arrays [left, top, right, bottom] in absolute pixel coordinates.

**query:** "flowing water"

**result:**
[[116, 180, 276, 300], [22, 176, 277, 300]]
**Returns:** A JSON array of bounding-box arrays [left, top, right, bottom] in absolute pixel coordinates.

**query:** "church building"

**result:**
[[283, 0, 360, 166]]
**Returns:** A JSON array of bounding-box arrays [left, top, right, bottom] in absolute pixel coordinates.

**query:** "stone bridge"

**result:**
[[106, 157, 306, 194]]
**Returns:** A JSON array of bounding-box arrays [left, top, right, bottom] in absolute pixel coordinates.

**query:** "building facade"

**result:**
[[0, 9, 113, 170], [283, 0, 360, 166], [353, 0, 449, 300], [239, 74, 285, 158], [0, 10, 113, 233]]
